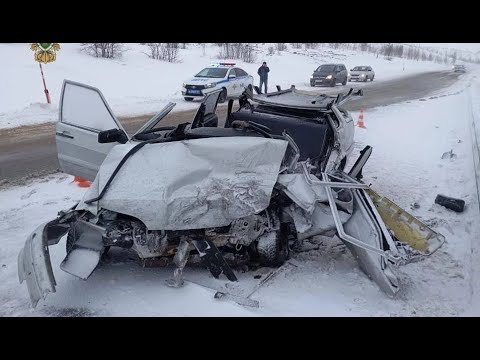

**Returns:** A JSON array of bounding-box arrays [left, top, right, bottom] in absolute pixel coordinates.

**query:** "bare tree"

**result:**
[[275, 43, 287, 51], [290, 43, 302, 49], [218, 43, 256, 63], [304, 43, 318, 49], [268, 46, 275, 55], [145, 43, 179, 63], [81, 43, 125, 59], [451, 51, 457, 64]]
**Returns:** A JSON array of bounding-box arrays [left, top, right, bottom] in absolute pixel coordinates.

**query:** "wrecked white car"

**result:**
[[18, 80, 445, 307]]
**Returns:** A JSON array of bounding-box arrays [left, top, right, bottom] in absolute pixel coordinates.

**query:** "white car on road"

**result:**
[[348, 66, 375, 82], [182, 63, 254, 103]]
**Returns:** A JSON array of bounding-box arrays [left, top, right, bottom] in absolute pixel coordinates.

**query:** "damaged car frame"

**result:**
[[18, 80, 445, 307]]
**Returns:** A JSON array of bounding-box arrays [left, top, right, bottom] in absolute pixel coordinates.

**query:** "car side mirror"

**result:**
[[228, 74, 236, 79], [98, 128, 128, 144]]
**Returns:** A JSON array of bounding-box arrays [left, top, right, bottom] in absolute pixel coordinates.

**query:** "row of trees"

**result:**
[[79, 43, 480, 65]]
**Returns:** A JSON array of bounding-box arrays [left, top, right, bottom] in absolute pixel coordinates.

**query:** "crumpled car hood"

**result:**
[[77, 137, 288, 230]]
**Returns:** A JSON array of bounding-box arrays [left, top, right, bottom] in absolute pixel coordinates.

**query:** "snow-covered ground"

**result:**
[[1, 71, 479, 316], [0, 43, 450, 129]]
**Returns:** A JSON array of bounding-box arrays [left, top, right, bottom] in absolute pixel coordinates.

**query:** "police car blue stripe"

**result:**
[[216, 75, 249, 85]]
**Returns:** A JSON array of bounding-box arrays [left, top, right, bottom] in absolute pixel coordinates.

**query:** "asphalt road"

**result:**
[[0, 70, 461, 184]]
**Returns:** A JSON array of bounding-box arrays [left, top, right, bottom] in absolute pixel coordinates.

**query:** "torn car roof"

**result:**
[[246, 86, 363, 110]]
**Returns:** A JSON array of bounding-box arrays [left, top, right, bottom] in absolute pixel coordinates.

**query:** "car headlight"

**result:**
[[310, 76, 313, 79], [326, 75, 332, 80], [360, 74, 366, 77], [204, 83, 216, 89], [348, 72, 350, 76]]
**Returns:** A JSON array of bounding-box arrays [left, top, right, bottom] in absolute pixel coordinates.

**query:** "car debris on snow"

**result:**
[[17, 81, 446, 308], [441, 149, 457, 159], [435, 194, 466, 213]]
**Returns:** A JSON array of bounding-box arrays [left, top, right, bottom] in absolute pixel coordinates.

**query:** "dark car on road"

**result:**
[[310, 63, 348, 87]]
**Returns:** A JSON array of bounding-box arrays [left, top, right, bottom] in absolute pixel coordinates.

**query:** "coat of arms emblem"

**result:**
[[30, 43, 60, 63]]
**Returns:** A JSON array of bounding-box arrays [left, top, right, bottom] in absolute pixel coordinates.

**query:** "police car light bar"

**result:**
[[209, 62, 236, 67]]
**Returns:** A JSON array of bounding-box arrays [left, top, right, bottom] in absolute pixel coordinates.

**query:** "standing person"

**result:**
[[257, 61, 270, 94]]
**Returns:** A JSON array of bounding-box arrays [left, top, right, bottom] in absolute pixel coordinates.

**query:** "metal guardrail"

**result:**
[[468, 87, 480, 213]]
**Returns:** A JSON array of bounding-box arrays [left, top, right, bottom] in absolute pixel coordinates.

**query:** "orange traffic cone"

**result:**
[[73, 176, 91, 188], [356, 108, 366, 129], [78, 180, 92, 188]]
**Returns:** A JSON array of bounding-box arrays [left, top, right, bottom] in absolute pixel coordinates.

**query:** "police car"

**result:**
[[182, 63, 254, 103]]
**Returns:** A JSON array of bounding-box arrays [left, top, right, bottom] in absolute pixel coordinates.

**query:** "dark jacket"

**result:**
[[258, 65, 270, 81]]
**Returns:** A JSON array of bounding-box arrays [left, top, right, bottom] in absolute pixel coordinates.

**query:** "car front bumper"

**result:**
[[182, 86, 218, 99], [349, 75, 367, 81], [311, 78, 334, 86]]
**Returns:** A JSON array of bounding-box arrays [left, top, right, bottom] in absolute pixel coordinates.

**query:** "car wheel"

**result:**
[[371, 75, 374, 81], [310, 81, 315, 87], [257, 224, 289, 267], [342, 77, 347, 86], [330, 79, 336, 87], [184, 97, 193, 101], [218, 88, 227, 103]]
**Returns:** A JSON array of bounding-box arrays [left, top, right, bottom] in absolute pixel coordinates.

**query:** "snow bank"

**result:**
[[1, 43, 450, 129]]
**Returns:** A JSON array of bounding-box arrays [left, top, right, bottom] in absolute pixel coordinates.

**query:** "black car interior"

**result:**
[[226, 104, 333, 165]]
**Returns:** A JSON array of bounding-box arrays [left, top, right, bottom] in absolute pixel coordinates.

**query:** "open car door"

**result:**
[[56, 80, 129, 181]]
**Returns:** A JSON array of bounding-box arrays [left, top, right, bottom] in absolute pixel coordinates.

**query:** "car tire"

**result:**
[[330, 79, 336, 87], [342, 77, 347, 86], [218, 88, 227, 103], [257, 224, 289, 267], [371, 75, 374, 81], [310, 81, 315, 87], [184, 97, 193, 101]]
